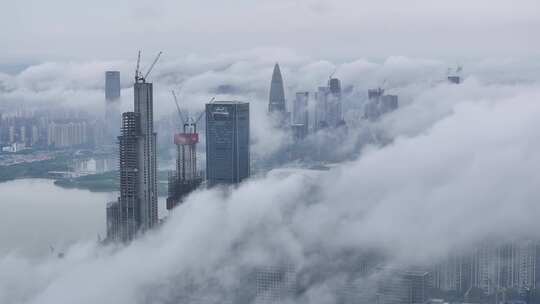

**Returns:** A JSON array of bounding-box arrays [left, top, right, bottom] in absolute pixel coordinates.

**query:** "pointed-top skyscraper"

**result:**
[[268, 63, 286, 114]]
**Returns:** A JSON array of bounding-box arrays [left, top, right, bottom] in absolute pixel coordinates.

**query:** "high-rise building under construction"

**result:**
[[166, 123, 203, 210], [107, 52, 160, 242]]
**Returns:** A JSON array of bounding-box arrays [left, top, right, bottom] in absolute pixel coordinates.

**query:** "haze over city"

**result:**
[[1, 1, 540, 304]]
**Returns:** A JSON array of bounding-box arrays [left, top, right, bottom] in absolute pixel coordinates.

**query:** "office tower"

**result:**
[[364, 88, 399, 121], [314, 86, 329, 129], [105, 71, 121, 142], [313, 77, 343, 129], [105, 71, 121, 100], [326, 77, 343, 127], [293, 92, 309, 126], [255, 265, 297, 304], [292, 92, 309, 140], [167, 124, 203, 210], [205, 101, 250, 187], [268, 63, 286, 114]]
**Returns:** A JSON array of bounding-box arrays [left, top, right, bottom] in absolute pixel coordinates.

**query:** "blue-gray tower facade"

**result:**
[[268, 63, 286, 114], [205, 101, 250, 187], [105, 71, 121, 142]]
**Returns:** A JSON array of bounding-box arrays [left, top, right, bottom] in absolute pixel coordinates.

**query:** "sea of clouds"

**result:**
[[1, 50, 540, 303]]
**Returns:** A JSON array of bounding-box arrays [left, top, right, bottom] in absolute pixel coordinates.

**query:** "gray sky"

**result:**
[[1, 0, 539, 63]]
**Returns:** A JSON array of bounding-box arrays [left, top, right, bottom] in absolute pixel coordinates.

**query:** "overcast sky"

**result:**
[[1, 0, 539, 64]]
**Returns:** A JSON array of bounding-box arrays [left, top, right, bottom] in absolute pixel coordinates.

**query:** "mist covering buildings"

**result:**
[[2, 52, 540, 304]]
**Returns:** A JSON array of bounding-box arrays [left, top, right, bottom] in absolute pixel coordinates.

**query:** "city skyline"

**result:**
[[1, 1, 540, 303]]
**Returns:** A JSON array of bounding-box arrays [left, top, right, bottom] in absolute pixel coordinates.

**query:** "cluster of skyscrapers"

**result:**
[[101, 60, 540, 304], [107, 56, 252, 242]]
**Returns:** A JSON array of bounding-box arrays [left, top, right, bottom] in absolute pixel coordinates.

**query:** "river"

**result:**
[[0, 178, 167, 258]]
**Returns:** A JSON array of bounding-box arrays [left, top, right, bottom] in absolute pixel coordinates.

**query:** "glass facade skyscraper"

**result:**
[[205, 101, 250, 187]]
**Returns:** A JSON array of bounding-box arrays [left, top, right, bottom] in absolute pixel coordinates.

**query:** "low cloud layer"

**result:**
[[1, 52, 540, 303]]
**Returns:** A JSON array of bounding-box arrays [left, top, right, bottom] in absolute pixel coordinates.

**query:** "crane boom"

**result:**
[[329, 68, 337, 79], [135, 50, 141, 82], [171, 90, 188, 125], [194, 97, 215, 124], [143, 51, 163, 81]]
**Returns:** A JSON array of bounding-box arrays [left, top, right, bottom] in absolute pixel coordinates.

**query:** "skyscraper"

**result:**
[[105, 71, 121, 101], [205, 101, 250, 187], [108, 81, 158, 242], [364, 88, 399, 121], [105, 71, 121, 142], [326, 77, 342, 127], [292, 92, 309, 140], [292, 92, 309, 126], [268, 63, 286, 114], [133, 81, 158, 231]]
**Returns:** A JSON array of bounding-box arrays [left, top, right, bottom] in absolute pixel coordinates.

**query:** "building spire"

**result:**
[[268, 63, 286, 113]]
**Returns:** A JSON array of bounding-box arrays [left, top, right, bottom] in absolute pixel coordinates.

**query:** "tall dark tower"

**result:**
[[206, 101, 250, 187], [268, 63, 286, 114]]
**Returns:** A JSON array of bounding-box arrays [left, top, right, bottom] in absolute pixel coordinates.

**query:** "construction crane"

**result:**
[[134, 51, 141, 83], [329, 68, 337, 80], [166, 94, 213, 211], [171, 90, 188, 126], [135, 51, 163, 83]]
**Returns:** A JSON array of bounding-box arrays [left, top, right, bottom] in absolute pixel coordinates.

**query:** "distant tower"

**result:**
[[105, 71, 121, 101], [292, 92, 309, 140], [268, 63, 286, 114], [205, 101, 250, 187], [326, 77, 342, 127], [447, 65, 463, 84], [108, 52, 161, 242], [364, 87, 398, 121], [105, 71, 121, 143]]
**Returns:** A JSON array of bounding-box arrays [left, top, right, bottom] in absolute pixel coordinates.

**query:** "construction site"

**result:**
[[166, 91, 204, 211]]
